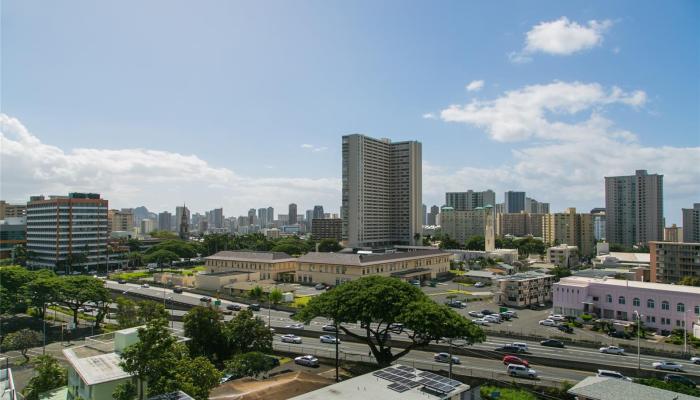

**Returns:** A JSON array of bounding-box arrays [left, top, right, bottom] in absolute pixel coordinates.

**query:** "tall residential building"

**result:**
[[590, 207, 606, 241], [257, 208, 268, 228], [0, 200, 26, 218], [266, 206, 274, 224], [158, 211, 172, 231], [663, 224, 682, 243], [108, 209, 134, 232], [341, 134, 422, 248], [605, 170, 664, 247], [313, 205, 325, 220], [649, 241, 700, 283], [288, 203, 298, 225], [496, 212, 546, 238], [26, 193, 109, 269], [504, 191, 526, 213], [439, 207, 486, 244], [177, 205, 190, 240], [427, 205, 440, 226], [682, 203, 700, 243], [140, 218, 156, 234], [311, 218, 342, 241], [525, 197, 549, 214], [208, 208, 224, 229], [247, 208, 257, 226], [543, 208, 594, 257], [445, 190, 496, 211], [422, 204, 427, 225]]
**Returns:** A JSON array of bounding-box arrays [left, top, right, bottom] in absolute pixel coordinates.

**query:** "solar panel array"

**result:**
[[373, 366, 462, 395]]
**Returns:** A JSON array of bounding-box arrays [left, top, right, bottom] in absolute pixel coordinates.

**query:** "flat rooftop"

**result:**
[[568, 376, 698, 400], [557, 276, 700, 294], [597, 252, 650, 263], [206, 251, 296, 263], [297, 249, 447, 266]]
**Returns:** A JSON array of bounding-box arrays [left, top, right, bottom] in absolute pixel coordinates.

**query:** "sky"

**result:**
[[1, 0, 699, 224]]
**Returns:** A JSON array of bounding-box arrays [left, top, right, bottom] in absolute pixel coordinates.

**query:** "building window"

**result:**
[[647, 299, 655, 308], [662, 301, 669, 310], [618, 296, 625, 305], [677, 303, 685, 313], [695, 305, 700, 315], [606, 294, 612, 303], [633, 298, 640, 307]]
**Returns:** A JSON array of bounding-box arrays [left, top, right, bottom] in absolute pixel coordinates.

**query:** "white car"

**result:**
[[511, 342, 529, 352], [474, 281, 486, 288], [281, 334, 302, 344], [434, 352, 460, 364], [506, 364, 538, 379], [504, 310, 518, 318], [468, 311, 484, 318], [539, 319, 557, 326], [548, 314, 566, 321], [472, 319, 489, 326], [484, 315, 501, 323], [652, 361, 683, 371], [691, 356, 700, 365], [294, 355, 319, 367], [599, 346, 625, 355], [597, 369, 632, 381], [320, 335, 340, 344], [286, 323, 305, 330], [141, 283, 150, 288]]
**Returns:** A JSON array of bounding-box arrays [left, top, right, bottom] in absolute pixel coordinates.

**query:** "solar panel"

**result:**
[[387, 383, 410, 393], [396, 365, 415, 372]]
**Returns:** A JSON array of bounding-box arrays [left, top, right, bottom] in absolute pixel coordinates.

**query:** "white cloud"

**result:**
[[510, 17, 612, 62], [465, 80, 485, 92], [0, 114, 340, 215], [300, 143, 328, 152], [440, 81, 646, 142], [422, 113, 437, 119]]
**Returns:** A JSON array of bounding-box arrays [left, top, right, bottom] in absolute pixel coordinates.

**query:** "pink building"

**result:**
[[553, 276, 700, 333]]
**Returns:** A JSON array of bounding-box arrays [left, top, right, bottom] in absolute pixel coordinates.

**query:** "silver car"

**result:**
[[507, 364, 538, 379], [320, 335, 340, 344], [294, 355, 319, 367], [281, 334, 302, 344], [652, 361, 683, 371]]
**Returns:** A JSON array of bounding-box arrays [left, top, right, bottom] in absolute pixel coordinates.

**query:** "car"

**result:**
[[499, 312, 512, 320], [599, 346, 625, 355], [226, 304, 241, 311], [664, 374, 696, 387], [248, 304, 261, 311], [539, 319, 557, 326], [472, 319, 489, 326], [314, 283, 326, 290], [294, 355, 319, 367], [141, 283, 150, 288], [468, 311, 484, 318], [481, 309, 493, 315], [496, 345, 524, 353], [172, 287, 183, 294], [504, 310, 518, 318], [540, 339, 565, 348], [506, 364, 538, 379], [596, 370, 631, 381], [388, 323, 404, 331], [484, 315, 501, 324], [322, 324, 338, 332], [548, 314, 566, 321], [286, 323, 304, 329], [410, 279, 421, 286], [608, 330, 629, 339], [118, 279, 127, 284], [200, 296, 211, 303], [434, 352, 461, 364], [220, 373, 234, 384], [691, 356, 700, 365], [281, 334, 303, 344], [652, 361, 683, 371], [320, 335, 340, 344], [446, 300, 464, 308], [511, 343, 529, 352], [503, 355, 529, 367], [557, 324, 574, 333], [474, 281, 485, 288]]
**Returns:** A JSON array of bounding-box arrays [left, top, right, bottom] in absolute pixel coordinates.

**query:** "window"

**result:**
[[677, 303, 685, 313], [633, 298, 640, 307], [606, 294, 612, 303], [647, 299, 655, 308], [618, 296, 625, 305], [695, 305, 700, 315], [661, 301, 669, 310]]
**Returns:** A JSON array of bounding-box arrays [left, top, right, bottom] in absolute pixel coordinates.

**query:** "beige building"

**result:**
[[311, 218, 342, 241], [495, 271, 554, 307], [649, 241, 700, 283], [547, 244, 579, 267], [682, 203, 700, 243], [195, 270, 261, 291], [496, 212, 546, 238], [439, 207, 485, 244], [108, 209, 134, 232], [205, 251, 298, 281], [663, 224, 682, 242], [296, 249, 451, 286], [0, 200, 26, 219], [543, 208, 594, 256]]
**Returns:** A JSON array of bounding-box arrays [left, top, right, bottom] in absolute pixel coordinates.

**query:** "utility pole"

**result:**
[[634, 310, 641, 373], [448, 337, 453, 380]]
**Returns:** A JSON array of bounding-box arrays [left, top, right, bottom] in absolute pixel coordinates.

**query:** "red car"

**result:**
[[502, 355, 529, 367]]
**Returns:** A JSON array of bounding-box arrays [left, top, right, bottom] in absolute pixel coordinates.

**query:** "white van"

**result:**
[[506, 364, 538, 379], [512, 342, 529, 352]]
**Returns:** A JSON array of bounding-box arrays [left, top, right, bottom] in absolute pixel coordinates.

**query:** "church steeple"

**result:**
[[179, 203, 189, 240]]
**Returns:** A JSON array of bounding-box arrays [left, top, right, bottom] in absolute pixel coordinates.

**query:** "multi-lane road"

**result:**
[[106, 280, 700, 382]]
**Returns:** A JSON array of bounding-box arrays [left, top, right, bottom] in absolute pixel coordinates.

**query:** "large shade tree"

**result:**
[[295, 276, 485, 366]]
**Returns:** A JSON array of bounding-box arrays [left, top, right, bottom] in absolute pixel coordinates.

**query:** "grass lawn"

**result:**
[[480, 386, 537, 400], [110, 271, 150, 281], [447, 289, 472, 295], [292, 296, 312, 308], [449, 269, 465, 275]]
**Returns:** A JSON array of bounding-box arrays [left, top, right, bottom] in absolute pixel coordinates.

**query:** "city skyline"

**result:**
[[2, 1, 699, 224]]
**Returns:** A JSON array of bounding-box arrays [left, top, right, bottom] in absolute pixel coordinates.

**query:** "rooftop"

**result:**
[[297, 249, 447, 266], [498, 271, 553, 281], [206, 251, 296, 262], [568, 376, 698, 400], [557, 276, 700, 294], [596, 252, 651, 264], [209, 371, 333, 400], [290, 364, 469, 400]]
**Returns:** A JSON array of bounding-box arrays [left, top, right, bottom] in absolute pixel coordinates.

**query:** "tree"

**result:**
[[465, 235, 485, 251], [1, 328, 42, 361], [317, 238, 342, 252], [23, 275, 62, 320], [268, 288, 283, 306], [137, 300, 169, 323], [679, 276, 700, 287], [21, 355, 67, 400], [175, 356, 222, 400], [58, 276, 110, 326], [224, 351, 276, 379], [116, 298, 140, 328], [223, 309, 273, 355], [128, 252, 144, 268], [149, 230, 179, 240], [183, 306, 225, 362], [248, 285, 263, 301], [112, 381, 138, 400], [295, 276, 484, 367], [143, 249, 180, 265], [551, 266, 572, 281], [0, 265, 34, 313], [438, 235, 462, 250]]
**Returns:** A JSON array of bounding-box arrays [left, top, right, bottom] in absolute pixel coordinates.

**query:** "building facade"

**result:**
[[496, 272, 555, 307], [547, 244, 579, 267], [663, 224, 682, 242], [204, 251, 298, 281], [0, 217, 26, 260], [605, 170, 664, 247], [496, 212, 546, 238], [288, 203, 298, 225], [158, 211, 172, 231], [341, 134, 422, 248], [504, 191, 525, 214], [0, 200, 26, 219], [543, 208, 594, 256], [649, 241, 700, 284], [427, 205, 439, 226], [439, 207, 485, 244], [26, 193, 109, 269], [682, 203, 700, 243], [445, 190, 496, 211], [525, 197, 549, 214], [108, 209, 133, 232], [553, 276, 700, 333], [590, 208, 606, 241], [311, 218, 342, 241], [208, 208, 224, 229]]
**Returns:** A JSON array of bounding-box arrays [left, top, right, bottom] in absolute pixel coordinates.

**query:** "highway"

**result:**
[[106, 281, 700, 381]]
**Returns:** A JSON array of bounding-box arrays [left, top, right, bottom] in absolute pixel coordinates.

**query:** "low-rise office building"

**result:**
[[546, 244, 579, 267], [649, 241, 700, 283], [553, 276, 700, 333], [205, 251, 298, 281], [495, 271, 554, 307], [0, 217, 26, 260]]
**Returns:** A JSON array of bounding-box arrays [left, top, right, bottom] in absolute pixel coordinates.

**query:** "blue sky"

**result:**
[[1, 0, 699, 224]]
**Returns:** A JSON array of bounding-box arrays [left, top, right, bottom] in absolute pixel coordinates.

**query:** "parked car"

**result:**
[[314, 283, 326, 290], [548, 314, 566, 321], [481, 309, 493, 315], [691, 356, 700, 365], [322, 324, 338, 332], [286, 323, 304, 329], [248, 304, 261, 311], [141, 283, 150, 288], [599, 346, 625, 355], [504, 310, 518, 318], [320, 335, 340, 344], [281, 334, 303, 344], [496, 345, 524, 353], [446, 300, 465, 308], [410, 279, 421, 286], [652, 361, 683, 371], [506, 364, 538, 379], [474, 281, 485, 288], [200, 297, 211, 303], [434, 352, 460, 364], [539, 319, 557, 326], [294, 355, 319, 367], [503, 355, 529, 367], [499, 312, 512, 321], [608, 330, 629, 339], [226, 304, 241, 311], [172, 287, 183, 294], [596, 370, 631, 381], [118, 279, 126, 284], [468, 311, 484, 318], [540, 339, 565, 348], [664, 374, 696, 387], [472, 319, 489, 326], [484, 315, 501, 324], [557, 324, 574, 333]]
